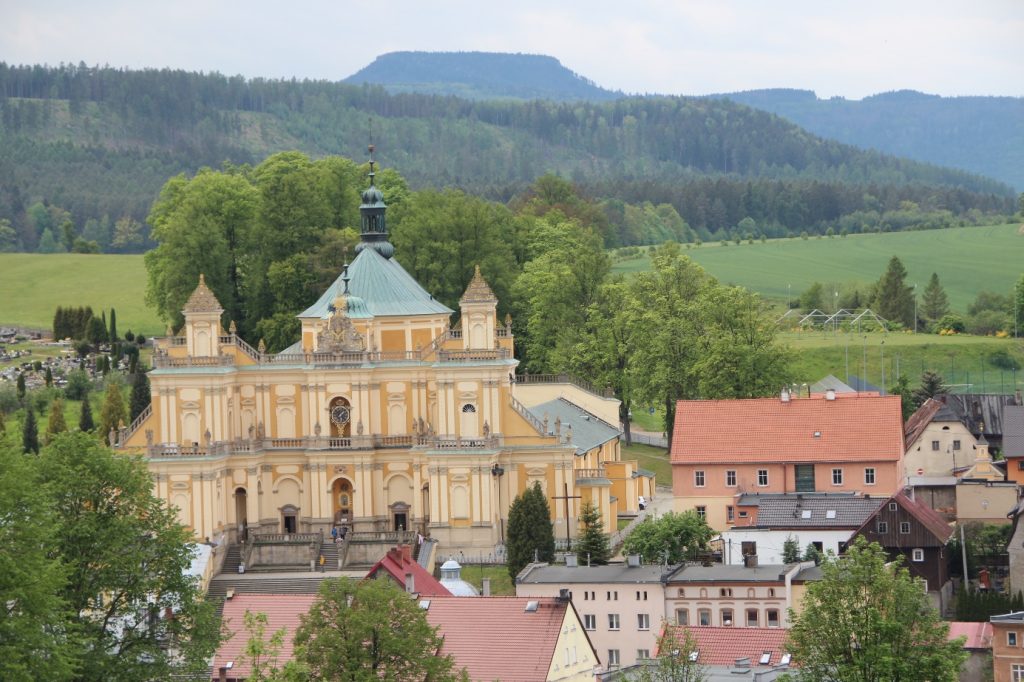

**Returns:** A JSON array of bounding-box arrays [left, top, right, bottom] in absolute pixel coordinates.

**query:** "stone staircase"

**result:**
[[207, 575, 331, 600], [221, 544, 241, 573], [320, 540, 339, 568]]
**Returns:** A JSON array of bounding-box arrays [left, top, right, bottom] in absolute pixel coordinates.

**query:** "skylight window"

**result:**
[[418, 600, 430, 610], [801, 510, 812, 519], [826, 510, 837, 519], [759, 651, 772, 665], [688, 651, 699, 662], [525, 600, 539, 612], [780, 653, 792, 666]]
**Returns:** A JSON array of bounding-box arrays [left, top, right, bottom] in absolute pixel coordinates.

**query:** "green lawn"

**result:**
[[0, 253, 163, 335], [612, 223, 1024, 312], [783, 330, 1023, 393], [461, 564, 515, 596], [622, 443, 671, 487]]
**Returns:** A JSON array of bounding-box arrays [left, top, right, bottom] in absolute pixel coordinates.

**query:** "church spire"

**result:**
[[355, 143, 395, 259]]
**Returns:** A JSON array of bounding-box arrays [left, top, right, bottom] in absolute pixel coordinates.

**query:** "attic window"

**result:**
[[813, 431, 822, 438], [889, 502, 898, 511], [688, 651, 699, 662], [826, 510, 837, 519], [525, 600, 539, 612], [780, 653, 792, 666], [801, 510, 812, 519], [759, 652, 772, 665], [418, 600, 430, 610]]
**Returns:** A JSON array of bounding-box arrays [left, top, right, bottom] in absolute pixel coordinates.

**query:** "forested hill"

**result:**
[[344, 51, 620, 101], [0, 63, 1015, 253], [709, 89, 1024, 191]]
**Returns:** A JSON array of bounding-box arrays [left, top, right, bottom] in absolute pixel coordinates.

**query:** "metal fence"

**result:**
[[621, 432, 668, 448]]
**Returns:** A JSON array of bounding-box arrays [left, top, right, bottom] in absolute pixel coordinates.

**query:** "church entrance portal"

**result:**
[[390, 501, 410, 531], [332, 478, 354, 525], [234, 487, 248, 542], [282, 505, 298, 534]]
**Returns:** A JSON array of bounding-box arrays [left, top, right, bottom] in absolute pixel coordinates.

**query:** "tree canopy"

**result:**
[[783, 537, 967, 682], [292, 577, 464, 681], [621, 511, 714, 564]]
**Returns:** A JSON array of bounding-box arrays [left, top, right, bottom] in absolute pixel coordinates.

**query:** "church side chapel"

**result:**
[[118, 152, 651, 553]]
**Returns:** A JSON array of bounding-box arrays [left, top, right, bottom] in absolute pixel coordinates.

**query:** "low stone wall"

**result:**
[[345, 531, 418, 566], [250, 543, 316, 568]]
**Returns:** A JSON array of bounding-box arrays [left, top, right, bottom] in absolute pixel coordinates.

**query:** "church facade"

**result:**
[[118, 164, 651, 552]]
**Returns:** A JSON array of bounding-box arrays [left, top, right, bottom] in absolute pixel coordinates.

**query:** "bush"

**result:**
[[936, 314, 966, 333], [0, 383, 19, 414], [63, 369, 93, 401], [967, 310, 1007, 336], [989, 348, 1022, 371]]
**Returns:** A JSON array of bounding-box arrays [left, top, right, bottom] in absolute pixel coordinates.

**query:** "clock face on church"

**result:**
[[330, 405, 351, 426]]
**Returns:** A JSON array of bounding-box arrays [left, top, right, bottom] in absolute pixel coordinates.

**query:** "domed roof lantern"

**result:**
[[355, 142, 395, 259]]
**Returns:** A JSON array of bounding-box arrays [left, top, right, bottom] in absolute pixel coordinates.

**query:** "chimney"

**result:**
[[405, 572, 415, 594], [482, 578, 491, 596], [558, 588, 571, 603], [627, 554, 641, 568], [780, 388, 791, 403], [825, 388, 836, 401], [744, 554, 759, 568], [401, 544, 412, 564]]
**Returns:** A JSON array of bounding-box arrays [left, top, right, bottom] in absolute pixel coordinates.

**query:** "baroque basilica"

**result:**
[[118, 160, 653, 551]]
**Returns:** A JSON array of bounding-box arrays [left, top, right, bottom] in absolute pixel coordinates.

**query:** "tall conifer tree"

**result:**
[[46, 398, 68, 444], [79, 396, 95, 432], [575, 500, 611, 565], [506, 482, 555, 579], [874, 256, 915, 326], [130, 371, 151, 422], [23, 407, 39, 454], [921, 272, 950, 326]]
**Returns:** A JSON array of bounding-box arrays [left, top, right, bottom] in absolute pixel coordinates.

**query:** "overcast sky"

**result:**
[[2, 0, 1022, 99]]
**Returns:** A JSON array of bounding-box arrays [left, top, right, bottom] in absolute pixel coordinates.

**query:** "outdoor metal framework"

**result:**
[[777, 307, 889, 332]]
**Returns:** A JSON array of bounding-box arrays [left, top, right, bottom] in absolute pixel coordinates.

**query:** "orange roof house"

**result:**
[[365, 544, 450, 597], [662, 625, 790, 673], [211, 592, 597, 682], [421, 595, 598, 681], [212, 593, 318, 681], [671, 393, 905, 530]]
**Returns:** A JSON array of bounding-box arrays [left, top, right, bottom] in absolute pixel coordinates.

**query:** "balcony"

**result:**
[[140, 433, 504, 458]]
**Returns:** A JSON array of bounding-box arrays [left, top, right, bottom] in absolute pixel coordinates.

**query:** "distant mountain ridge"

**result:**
[[343, 52, 1023, 189], [706, 88, 1024, 190], [344, 51, 620, 102]]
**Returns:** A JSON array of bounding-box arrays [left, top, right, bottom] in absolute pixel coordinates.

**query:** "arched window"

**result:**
[[460, 403, 478, 437], [462, 404, 476, 413]]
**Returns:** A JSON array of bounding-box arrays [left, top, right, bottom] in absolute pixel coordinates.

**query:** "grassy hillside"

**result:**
[[612, 223, 1024, 312], [0, 254, 162, 335]]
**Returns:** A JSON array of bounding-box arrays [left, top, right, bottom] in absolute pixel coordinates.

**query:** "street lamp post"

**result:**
[[913, 283, 918, 334]]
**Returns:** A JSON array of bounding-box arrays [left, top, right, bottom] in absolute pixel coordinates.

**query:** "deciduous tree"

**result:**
[[292, 577, 464, 681], [638, 627, 708, 682], [39, 432, 221, 680], [783, 537, 967, 682], [621, 511, 714, 564], [0, 443, 73, 680]]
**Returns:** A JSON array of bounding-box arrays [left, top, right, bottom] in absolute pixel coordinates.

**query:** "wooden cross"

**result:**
[[552, 482, 582, 551]]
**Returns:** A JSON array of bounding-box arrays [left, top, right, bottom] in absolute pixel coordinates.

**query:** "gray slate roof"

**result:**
[[810, 374, 857, 394], [517, 563, 669, 585], [664, 564, 795, 583], [750, 495, 883, 529], [299, 247, 453, 319], [940, 393, 1020, 438], [526, 398, 620, 456], [1003, 406, 1024, 458]]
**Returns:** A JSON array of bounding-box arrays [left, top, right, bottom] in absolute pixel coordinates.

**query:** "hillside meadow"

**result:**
[[0, 253, 163, 335], [612, 223, 1024, 312]]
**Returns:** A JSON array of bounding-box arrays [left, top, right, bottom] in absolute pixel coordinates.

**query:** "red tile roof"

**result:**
[[663, 625, 790, 666], [947, 621, 992, 650], [365, 545, 450, 596], [423, 596, 586, 681], [212, 593, 317, 680], [903, 398, 943, 450], [671, 395, 904, 464]]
